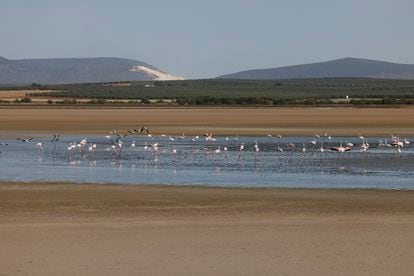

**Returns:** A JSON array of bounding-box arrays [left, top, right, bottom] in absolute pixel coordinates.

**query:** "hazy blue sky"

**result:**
[[1, 0, 413, 78]]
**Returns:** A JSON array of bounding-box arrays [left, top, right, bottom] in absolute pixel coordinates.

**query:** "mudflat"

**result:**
[[0, 107, 413, 136], [0, 182, 413, 275]]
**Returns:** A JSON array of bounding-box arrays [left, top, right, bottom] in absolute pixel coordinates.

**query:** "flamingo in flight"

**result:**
[[330, 141, 352, 152], [17, 137, 33, 143], [51, 134, 61, 143]]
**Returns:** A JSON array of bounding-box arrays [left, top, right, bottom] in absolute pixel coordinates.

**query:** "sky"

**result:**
[[1, 0, 413, 78]]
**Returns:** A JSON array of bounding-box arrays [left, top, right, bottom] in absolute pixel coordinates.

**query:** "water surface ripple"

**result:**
[[0, 135, 413, 189]]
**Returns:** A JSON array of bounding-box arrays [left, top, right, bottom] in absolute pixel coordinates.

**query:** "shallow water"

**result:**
[[0, 135, 413, 189]]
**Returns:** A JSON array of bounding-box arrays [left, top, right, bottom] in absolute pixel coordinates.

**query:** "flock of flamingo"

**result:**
[[0, 126, 411, 160]]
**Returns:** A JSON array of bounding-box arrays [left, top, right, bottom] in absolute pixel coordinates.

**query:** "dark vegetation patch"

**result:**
[[2, 78, 414, 106]]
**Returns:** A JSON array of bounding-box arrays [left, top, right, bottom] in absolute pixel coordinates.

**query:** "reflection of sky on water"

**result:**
[[0, 135, 413, 189]]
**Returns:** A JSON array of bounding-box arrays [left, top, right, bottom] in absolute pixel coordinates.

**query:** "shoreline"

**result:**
[[1, 181, 414, 219], [1, 180, 414, 191]]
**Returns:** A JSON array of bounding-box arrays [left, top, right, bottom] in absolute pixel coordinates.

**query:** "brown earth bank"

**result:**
[[0, 107, 413, 137], [0, 182, 413, 276], [0, 89, 57, 99]]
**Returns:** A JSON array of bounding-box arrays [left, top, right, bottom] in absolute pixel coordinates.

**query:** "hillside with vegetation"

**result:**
[[2, 78, 410, 106], [218, 58, 414, 80]]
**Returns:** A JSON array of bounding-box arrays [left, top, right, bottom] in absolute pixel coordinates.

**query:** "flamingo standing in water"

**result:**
[[360, 144, 368, 152], [287, 143, 295, 149], [67, 143, 77, 159], [36, 142, 44, 151], [254, 141, 260, 152], [357, 135, 369, 152], [88, 144, 94, 152], [345, 141, 354, 147], [318, 141, 325, 153], [397, 143, 402, 154], [151, 142, 159, 161], [277, 144, 283, 153], [391, 135, 404, 148], [238, 143, 245, 158]]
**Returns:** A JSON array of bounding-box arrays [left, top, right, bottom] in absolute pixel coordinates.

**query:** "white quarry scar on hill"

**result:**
[[129, 65, 184, 81]]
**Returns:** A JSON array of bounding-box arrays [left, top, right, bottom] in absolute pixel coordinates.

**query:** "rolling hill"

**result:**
[[0, 56, 183, 85], [218, 58, 414, 80]]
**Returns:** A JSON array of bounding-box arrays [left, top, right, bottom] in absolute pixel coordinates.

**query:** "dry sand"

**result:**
[[0, 106, 413, 136], [0, 182, 413, 275]]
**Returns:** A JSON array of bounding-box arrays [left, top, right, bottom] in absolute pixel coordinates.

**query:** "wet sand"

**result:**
[[1, 182, 413, 275], [0, 107, 413, 136]]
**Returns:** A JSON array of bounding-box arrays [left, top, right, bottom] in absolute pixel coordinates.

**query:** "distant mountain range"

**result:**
[[2, 56, 414, 85], [218, 58, 414, 80], [0, 57, 183, 85]]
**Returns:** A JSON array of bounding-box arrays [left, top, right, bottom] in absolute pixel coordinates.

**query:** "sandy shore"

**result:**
[[0, 182, 413, 275], [0, 107, 413, 136]]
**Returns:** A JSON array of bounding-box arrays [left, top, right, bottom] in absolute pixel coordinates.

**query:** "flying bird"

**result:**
[[139, 127, 150, 133], [51, 134, 61, 143], [17, 137, 33, 143], [204, 132, 215, 141], [112, 134, 127, 143]]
